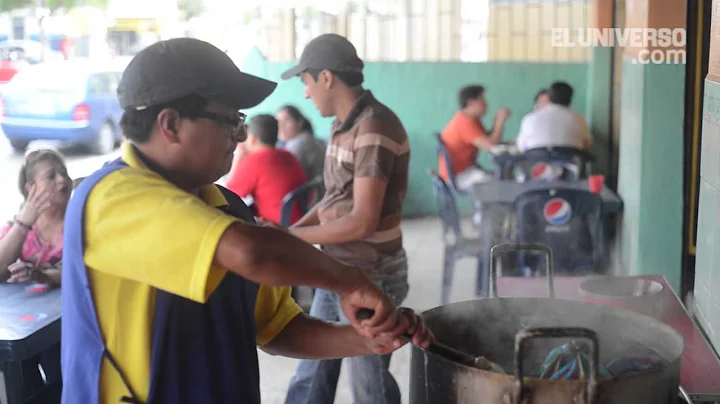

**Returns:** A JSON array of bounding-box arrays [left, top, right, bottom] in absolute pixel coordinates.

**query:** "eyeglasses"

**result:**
[[183, 110, 247, 140]]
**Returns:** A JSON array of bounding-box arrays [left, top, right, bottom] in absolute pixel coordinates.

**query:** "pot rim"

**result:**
[[416, 297, 685, 383]]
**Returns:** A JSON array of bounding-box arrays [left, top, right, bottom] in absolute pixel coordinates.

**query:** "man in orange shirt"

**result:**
[[439, 85, 511, 190]]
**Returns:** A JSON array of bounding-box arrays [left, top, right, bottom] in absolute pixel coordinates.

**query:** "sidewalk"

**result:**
[[259, 217, 481, 404]]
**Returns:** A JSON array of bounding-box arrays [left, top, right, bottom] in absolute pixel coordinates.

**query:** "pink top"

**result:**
[[0, 222, 63, 266]]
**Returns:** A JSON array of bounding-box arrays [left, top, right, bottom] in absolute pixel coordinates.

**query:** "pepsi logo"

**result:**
[[531, 163, 550, 179], [543, 198, 572, 225], [531, 163, 563, 181]]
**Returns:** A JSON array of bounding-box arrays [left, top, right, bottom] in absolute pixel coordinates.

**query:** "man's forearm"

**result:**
[[292, 204, 321, 228], [489, 118, 506, 144], [290, 214, 370, 245], [215, 223, 362, 294], [262, 314, 372, 359]]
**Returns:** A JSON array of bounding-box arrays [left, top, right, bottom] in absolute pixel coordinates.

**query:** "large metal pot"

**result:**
[[410, 244, 685, 404]]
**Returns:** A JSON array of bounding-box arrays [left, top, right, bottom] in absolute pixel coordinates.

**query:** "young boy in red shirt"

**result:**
[[226, 114, 308, 224]]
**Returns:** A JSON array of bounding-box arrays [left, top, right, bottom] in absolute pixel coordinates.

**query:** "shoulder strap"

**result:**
[[215, 184, 257, 223]]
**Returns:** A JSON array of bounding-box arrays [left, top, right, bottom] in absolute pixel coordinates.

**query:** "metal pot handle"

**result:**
[[489, 243, 555, 298], [513, 327, 599, 404]]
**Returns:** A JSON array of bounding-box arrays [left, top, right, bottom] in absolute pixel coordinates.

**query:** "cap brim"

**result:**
[[204, 72, 278, 110], [280, 64, 306, 80]]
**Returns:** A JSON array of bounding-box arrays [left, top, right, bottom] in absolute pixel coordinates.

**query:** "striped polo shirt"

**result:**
[[318, 91, 410, 275]]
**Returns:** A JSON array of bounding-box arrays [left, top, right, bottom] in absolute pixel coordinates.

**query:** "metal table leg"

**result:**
[[475, 203, 512, 298]]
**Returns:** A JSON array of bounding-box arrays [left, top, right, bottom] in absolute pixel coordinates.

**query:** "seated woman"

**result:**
[[0, 149, 71, 286], [276, 105, 326, 182]]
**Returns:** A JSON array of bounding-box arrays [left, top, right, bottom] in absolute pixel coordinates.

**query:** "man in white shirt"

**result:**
[[516, 82, 592, 152]]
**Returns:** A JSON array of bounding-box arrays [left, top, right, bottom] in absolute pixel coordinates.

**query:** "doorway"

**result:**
[[682, 0, 711, 299]]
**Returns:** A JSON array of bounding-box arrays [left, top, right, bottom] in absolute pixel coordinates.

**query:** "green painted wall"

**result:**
[[694, 79, 720, 351], [617, 57, 685, 292], [240, 48, 589, 216]]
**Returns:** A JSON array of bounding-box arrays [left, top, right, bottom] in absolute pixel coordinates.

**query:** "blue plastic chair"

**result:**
[[279, 177, 323, 306], [512, 188, 605, 275], [435, 133, 469, 195], [428, 169, 486, 304], [279, 177, 324, 227]]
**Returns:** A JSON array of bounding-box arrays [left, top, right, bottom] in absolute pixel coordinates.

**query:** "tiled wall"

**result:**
[[695, 79, 720, 349], [616, 58, 685, 292]]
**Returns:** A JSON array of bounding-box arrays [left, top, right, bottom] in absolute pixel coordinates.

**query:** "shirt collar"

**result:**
[[121, 142, 229, 208], [331, 90, 375, 133]]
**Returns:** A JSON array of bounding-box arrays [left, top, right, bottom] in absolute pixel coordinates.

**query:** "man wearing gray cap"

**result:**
[[60, 37, 431, 404], [282, 34, 412, 404]]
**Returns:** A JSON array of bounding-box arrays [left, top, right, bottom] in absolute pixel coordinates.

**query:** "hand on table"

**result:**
[[7, 259, 57, 284]]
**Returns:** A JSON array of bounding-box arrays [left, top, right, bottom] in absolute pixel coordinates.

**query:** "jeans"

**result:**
[[285, 253, 409, 404]]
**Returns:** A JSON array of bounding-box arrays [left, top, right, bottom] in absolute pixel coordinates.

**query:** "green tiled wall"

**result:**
[[694, 79, 720, 350], [617, 57, 685, 292]]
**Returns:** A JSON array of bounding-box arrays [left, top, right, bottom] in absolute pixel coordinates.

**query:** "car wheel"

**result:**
[[10, 140, 29, 153], [89, 121, 115, 155]]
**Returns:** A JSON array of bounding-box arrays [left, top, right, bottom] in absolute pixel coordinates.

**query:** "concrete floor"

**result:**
[[258, 217, 481, 404]]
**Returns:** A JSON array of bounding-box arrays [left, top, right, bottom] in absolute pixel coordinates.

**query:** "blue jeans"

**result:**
[[284, 289, 404, 404], [284, 250, 409, 404]]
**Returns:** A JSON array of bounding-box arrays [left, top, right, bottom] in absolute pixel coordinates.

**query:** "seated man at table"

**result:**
[[516, 81, 592, 153], [226, 114, 308, 224], [439, 85, 511, 191]]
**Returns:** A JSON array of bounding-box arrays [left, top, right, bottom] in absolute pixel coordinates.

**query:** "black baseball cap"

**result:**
[[281, 34, 363, 80], [118, 38, 277, 110]]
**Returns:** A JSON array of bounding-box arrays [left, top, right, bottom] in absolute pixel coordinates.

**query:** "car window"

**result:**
[[87, 73, 112, 95], [6, 66, 86, 93], [109, 73, 120, 93]]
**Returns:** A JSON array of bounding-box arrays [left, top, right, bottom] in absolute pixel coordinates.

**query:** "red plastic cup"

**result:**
[[589, 175, 605, 194]]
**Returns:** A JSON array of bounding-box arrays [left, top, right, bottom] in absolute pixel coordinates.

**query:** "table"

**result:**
[[470, 180, 623, 297], [495, 275, 720, 403], [0, 284, 61, 404], [489, 146, 596, 180], [472, 180, 623, 213]]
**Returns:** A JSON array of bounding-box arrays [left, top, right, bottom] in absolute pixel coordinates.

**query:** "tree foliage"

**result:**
[[0, 0, 108, 13], [178, 0, 203, 20]]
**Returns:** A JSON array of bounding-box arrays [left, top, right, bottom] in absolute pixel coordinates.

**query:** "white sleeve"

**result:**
[[516, 116, 531, 152]]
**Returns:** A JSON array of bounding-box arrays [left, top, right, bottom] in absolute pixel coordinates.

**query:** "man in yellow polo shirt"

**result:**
[[61, 38, 432, 404]]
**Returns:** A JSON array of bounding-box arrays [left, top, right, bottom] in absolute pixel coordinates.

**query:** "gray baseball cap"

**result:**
[[118, 38, 277, 110], [281, 34, 363, 80]]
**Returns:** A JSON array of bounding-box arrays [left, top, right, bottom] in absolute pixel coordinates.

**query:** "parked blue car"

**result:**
[[1, 60, 124, 154]]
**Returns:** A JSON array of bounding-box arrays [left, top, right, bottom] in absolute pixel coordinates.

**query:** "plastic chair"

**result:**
[[279, 177, 323, 306], [279, 177, 324, 227], [428, 169, 486, 304], [512, 188, 605, 275], [435, 133, 469, 195]]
